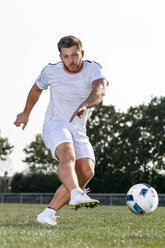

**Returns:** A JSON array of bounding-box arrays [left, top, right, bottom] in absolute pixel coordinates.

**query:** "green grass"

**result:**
[[0, 204, 164, 248]]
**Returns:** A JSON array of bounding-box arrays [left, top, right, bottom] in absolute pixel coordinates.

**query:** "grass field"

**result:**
[[0, 204, 164, 248]]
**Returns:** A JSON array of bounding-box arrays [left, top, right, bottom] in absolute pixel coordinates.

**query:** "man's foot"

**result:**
[[37, 212, 58, 226], [69, 191, 100, 210]]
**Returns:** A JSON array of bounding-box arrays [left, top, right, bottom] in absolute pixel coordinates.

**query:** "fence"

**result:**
[[0, 193, 165, 206]]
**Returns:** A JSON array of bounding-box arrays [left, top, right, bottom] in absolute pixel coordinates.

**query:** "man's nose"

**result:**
[[68, 56, 74, 64]]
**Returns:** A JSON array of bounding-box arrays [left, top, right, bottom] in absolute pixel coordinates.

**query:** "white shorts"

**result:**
[[42, 119, 95, 162]]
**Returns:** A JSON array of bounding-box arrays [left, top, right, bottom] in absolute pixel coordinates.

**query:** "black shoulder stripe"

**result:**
[[85, 60, 92, 63], [48, 61, 61, 66], [85, 60, 102, 68], [92, 61, 102, 68], [39, 62, 61, 75], [39, 65, 48, 74]]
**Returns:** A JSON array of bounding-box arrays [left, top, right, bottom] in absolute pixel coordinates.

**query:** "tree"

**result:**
[[23, 134, 58, 174], [87, 103, 126, 192], [87, 97, 165, 193], [0, 131, 13, 161], [0, 131, 13, 176], [11, 172, 61, 193], [10, 134, 61, 193]]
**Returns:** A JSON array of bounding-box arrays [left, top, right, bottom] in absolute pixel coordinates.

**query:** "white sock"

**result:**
[[71, 188, 83, 199], [42, 207, 56, 216]]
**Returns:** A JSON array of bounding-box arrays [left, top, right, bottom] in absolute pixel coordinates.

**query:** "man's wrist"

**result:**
[[23, 110, 30, 116], [83, 102, 90, 109]]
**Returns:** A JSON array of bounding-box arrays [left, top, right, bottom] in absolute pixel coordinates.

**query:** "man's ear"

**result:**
[[81, 50, 84, 57], [59, 53, 62, 60]]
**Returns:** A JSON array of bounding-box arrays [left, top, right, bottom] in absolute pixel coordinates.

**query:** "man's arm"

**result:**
[[14, 83, 43, 130], [70, 79, 106, 122]]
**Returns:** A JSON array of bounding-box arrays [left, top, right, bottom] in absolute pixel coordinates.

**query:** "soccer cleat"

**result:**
[[37, 213, 58, 226], [69, 190, 100, 210]]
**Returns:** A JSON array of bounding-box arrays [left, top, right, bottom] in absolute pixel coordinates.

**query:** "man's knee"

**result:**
[[56, 143, 76, 165], [76, 159, 95, 181], [84, 165, 94, 180]]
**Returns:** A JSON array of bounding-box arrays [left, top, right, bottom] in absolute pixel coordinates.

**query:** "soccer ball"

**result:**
[[126, 183, 159, 215]]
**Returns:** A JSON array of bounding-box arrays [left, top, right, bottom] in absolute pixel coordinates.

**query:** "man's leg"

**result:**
[[55, 142, 80, 192], [48, 158, 95, 210], [37, 158, 97, 225], [75, 158, 95, 188], [52, 142, 98, 210], [37, 142, 78, 225]]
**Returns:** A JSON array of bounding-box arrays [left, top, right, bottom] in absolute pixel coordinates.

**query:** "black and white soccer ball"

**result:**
[[126, 183, 159, 215]]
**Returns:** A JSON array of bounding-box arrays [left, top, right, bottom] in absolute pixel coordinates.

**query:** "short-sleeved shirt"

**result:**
[[35, 60, 108, 130]]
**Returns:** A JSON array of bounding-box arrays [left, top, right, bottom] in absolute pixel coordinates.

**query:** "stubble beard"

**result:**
[[64, 61, 82, 72]]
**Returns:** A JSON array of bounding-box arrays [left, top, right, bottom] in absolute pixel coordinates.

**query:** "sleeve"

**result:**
[[35, 66, 49, 90], [90, 62, 109, 87]]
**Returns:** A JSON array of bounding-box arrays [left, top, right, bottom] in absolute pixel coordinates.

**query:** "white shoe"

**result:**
[[69, 190, 100, 210], [37, 212, 58, 226]]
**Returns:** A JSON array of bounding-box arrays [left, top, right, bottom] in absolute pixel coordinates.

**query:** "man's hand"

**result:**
[[14, 112, 29, 130], [70, 104, 87, 122], [70, 79, 107, 123], [13, 84, 42, 130]]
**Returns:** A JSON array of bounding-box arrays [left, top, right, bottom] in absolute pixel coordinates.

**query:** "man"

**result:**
[[14, 35, 108, 226]]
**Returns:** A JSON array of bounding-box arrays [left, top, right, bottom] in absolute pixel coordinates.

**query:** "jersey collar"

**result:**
[[63, 61, 83, 74]]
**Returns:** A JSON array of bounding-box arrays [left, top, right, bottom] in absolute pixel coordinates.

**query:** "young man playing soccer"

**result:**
[[14, 35, 108, 226]]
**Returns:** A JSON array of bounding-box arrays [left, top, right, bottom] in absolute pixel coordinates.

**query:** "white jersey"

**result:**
[[35, 60, 108, 130]]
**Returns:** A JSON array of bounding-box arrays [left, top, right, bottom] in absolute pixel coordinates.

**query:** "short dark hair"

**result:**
[[57, 35, 83, 53]]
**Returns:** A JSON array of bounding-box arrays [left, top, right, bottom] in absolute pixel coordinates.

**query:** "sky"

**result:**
[[0, 0, 165, 176]]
